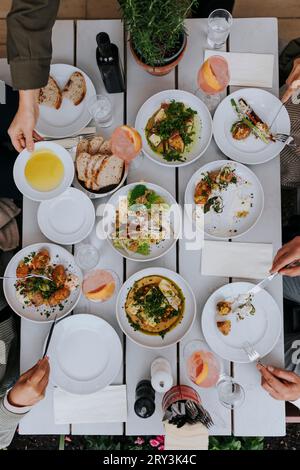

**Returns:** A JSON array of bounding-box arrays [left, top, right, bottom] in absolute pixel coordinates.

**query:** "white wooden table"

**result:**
[[0, 17, 286, 437]]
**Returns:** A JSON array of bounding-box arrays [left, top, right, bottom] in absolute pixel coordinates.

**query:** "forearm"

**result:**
[[7, 0, 60, 90], [0, 396, 28, 450]]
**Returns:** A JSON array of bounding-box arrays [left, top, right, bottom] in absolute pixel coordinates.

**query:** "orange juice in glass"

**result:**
[[111, 125, 142, 167], [184, 340, 220, 388], [196, 56, 229, 113]]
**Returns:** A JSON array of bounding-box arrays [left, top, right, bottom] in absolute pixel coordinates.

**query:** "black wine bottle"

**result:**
[[96, 32, 125, 94]]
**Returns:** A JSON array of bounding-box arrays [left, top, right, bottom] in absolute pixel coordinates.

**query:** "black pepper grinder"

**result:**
[[96, 32, 125, 94], [134, 380, 155, 418]]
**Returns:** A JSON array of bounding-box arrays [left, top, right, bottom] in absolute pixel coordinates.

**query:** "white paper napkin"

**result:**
[[54, 385, 127, 424], [201, 241, 273, 279], [164, 422, 209, 450], [204, 50, 274, 88]]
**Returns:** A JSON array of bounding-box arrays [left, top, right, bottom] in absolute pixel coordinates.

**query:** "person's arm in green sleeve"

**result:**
[[7, 0, 60, 90]]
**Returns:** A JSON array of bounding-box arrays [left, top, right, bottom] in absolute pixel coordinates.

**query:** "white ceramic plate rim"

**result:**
[[37, 188, 95, 245], [13, 141, 74, 201], [47, 314, 122, 394], [135, 89, 213, 168], [201, 282, 282, 363], [184, 159, 264, 240], [36, 63, 96, 138], [104, 182, 181, 261], [3, 243, 82, 323], [116, 267, 196, 349], [213, 88, 291, 165]]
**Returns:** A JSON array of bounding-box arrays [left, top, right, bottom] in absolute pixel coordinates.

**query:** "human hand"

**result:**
[[281, 57, 300, 103], [257, 363, 300, 401], [7, 357, 50, 408], [8, 89, 43, 152], [270, 236, 300, 276]]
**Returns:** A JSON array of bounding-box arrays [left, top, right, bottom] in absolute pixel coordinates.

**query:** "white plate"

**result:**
[[135, 89, 212, 167], [47, 314, 122, 394], [185, 160, 264, 239], [104, 182, 181, 261], [116, 267, 196, 348], [202, 282, 282, 363], [213, 88, 291, 165], [38, 188, 95, 245], [36, 64, 96, 138], [13, 141, 74, 201], [3, 243, 82, 323]]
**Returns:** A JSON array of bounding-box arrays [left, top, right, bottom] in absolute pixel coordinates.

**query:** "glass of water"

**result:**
[[88, 94, 113, 127], [207, 9, 233, 49], [216, 375, 245, 410], [75, 244, 100, 271]]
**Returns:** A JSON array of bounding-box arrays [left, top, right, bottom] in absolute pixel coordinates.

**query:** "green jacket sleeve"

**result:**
[[279, 37, 300, 87], [7, 0, 60, 90]]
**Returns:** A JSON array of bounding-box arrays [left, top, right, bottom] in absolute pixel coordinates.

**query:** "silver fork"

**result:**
[[0, 274, 52, 282], [242, 341, 265, 367], [43, 132, 97, 150], [274, 133, 299, 150]]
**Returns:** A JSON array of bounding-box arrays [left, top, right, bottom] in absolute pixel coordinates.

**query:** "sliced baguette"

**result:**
[[95, 155, 124, 190], [99, 139, 112, 155], [88, 136, 104, 155], [76, 152, 90, 181], [38, 76, 62, 110], [76, 138, 89, 157], [63, 71, 87, 106]]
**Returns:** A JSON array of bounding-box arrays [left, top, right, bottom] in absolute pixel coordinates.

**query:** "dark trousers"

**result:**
[[192, 0, 235, 17]]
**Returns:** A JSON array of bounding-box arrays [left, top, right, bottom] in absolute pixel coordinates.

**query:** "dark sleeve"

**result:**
[[279, 37, 300, 87], [6, 0, 60, 90]]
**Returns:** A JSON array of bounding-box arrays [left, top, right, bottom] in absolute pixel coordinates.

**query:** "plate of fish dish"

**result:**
[[213, 88, 290, 164]]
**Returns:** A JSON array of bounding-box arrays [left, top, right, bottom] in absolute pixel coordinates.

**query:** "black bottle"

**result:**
[[134, 380, 155, 418], [96, 32, 125, 94]]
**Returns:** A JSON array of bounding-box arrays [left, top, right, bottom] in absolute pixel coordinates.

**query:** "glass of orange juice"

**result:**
[[196, 56, 230, 113], [184, 340, 220, 388]]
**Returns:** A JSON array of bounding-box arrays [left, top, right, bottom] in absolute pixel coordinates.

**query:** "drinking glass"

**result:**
[[184, 340, 221, 388], [216, 375, 245, 410], [207, 9, 233, 49], [82, 268, 120, 303], [75, 243, 100, 271], [111, 125, 143, 169], [88, 94, 113, 127], [196, 55, 230, 113]]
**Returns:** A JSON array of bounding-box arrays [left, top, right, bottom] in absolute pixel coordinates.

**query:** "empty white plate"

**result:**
[[47, 314, 122, 394], [36, 64, 96, 138], [213, 88, 290, 164], [201, 282, 282, 363], [38, 188, 95, 245]]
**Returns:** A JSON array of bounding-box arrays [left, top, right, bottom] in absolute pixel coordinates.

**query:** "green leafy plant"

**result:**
[[209, 436, 264, 451], [119, 0, 197, 66]]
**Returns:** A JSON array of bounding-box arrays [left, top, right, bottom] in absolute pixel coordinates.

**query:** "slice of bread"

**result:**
[[95, 155, 124, 190], [76, 152, 90, 181], [76, 138, 89, 157], [88, 136, 104, 155], [39, 76, 62, 110], [63, 71, 87, 106], [91, 155, 107, 191], [99, 139, 112, 155], [85, 154, 102, 189]]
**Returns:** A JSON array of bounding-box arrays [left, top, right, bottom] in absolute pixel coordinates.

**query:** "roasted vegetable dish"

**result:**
[[231, 98, 275, 144], [145, 100, 198, 162]]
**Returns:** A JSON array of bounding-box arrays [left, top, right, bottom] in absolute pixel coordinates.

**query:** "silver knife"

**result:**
[[43, 315, 58, 358]]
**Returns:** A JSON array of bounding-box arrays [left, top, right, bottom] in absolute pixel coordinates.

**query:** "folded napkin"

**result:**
[[0, 198, 20, 252], [54, 385, 127, 425], [164, 422, 209, 450], [204, 50, 274, 88], [201, 241, 273, 279]]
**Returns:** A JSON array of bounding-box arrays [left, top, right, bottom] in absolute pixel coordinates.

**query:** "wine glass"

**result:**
[[216, 375, 245, 410], [111, 125, 143, 169], [184, 340, 221, 388], [196, 55, 230, 113]]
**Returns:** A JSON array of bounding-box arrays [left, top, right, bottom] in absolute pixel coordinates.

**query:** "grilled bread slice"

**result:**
[[76, 138, 89, 157], [38, 76, 62, 110], [95, 155, 124, 190], [63, 71, 86, 106], [88, 136, 104, 155], [99, 139, 112, 155]]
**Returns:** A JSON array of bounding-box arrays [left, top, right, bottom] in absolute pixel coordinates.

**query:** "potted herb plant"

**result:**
[[119, 0, 197, 76]]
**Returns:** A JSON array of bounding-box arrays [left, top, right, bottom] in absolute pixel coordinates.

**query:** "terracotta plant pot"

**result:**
[[129, 33, 187, 76]]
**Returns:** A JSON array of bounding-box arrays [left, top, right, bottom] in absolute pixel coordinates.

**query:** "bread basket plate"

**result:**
[[36, 64, 96, 138]]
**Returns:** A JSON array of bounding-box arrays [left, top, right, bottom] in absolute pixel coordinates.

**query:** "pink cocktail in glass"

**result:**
[[196, 56, 230, 112], [111, 125, 142, 164], [184, 340, 220, 388]]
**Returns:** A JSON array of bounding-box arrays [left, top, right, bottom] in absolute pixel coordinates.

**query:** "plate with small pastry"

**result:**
[[201, 282, 282, 362]]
